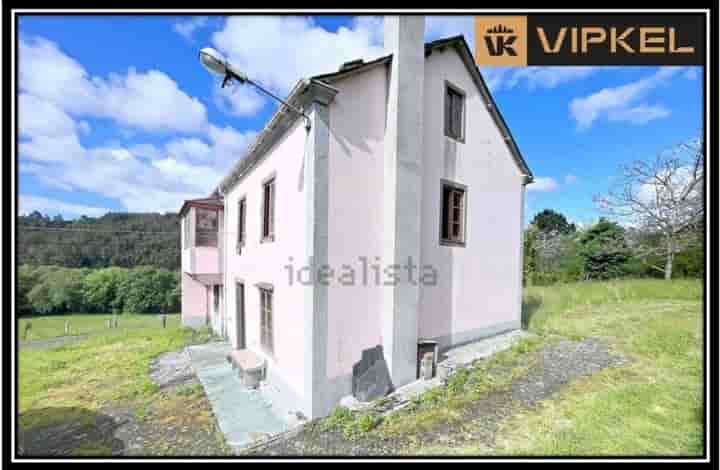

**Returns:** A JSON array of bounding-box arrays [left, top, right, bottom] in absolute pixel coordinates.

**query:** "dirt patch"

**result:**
[[149, 349, 198, 391], [20, 349, 232, 457], [252, 337, 627, 456], [19, 407, 125, 457]]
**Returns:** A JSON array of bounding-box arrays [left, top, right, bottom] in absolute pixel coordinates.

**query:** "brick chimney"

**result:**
[[382, 16, 425, 388]]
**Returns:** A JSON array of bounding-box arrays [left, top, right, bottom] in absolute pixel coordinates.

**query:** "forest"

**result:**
[[18, 211, 180, 270]]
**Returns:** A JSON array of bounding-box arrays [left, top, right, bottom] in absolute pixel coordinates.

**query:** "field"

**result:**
[[19, 313, 181, 342], [17, 279, 704, 456], [18, 315, 232, 456]]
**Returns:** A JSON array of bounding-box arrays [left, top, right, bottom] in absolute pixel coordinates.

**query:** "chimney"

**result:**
[[381, 16, 425, 388]]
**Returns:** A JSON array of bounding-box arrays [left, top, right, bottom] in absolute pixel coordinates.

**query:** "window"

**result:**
[[183, 217, 190, 248], [196, 208, 218, 247], [440, 181, 467, 246], [213, 285, 221, 313], [237, 197, 246, 250], [445, 83, 465, 141], [261, 177, 276, 242], [259, 286, 274, 355]]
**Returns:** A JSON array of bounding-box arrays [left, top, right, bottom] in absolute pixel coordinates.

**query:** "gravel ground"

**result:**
[[149, 349, 199, 391], [253, 337, 627, 456]]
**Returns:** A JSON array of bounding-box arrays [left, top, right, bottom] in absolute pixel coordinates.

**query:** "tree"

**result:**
[[595, 137, 704, 279], [83, 267, 130, 313], [122, 266, 178, 314], [531, 209, 576, 235], [579, 218, 631, 280]]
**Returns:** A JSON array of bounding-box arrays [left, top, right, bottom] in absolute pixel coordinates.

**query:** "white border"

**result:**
[[5, 7, 713, 464]]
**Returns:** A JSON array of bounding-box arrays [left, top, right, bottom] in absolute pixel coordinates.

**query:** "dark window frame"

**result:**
[[195, 207, 219, 247], [213, 284, 222, 313], [260, 173, 276, 243], [439, 179, 468, 247], [258, 285, 274, 356], [237, 196, 247, 252], [444, 80, 466, 143]]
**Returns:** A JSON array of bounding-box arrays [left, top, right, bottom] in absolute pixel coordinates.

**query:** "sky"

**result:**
[[17, 15, 703, 226]]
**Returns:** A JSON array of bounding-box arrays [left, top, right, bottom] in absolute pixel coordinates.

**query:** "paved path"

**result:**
[[186, 342, 290, 452]]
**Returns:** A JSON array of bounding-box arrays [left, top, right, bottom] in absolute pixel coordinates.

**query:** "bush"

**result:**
[[19, 264, 180, 315], [83, 267, 131, 313], [27, 266, 90, 314], [121, 266, 178, 314]]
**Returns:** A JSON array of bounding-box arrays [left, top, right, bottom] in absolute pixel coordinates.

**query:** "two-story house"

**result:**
[[179, 16, 533, 420]]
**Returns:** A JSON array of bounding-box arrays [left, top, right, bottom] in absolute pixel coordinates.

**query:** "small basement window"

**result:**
[[440, 181, 467, 246], [445, 83, 465, 142]]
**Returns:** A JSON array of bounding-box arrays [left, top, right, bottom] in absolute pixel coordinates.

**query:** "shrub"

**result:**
[[83, 267, 130, 313]]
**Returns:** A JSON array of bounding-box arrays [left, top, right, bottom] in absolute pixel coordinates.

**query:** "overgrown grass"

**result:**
[[418, 278, 703, 456], [18, 323, 214, 429], [377, 335, 544, 438], [18, 313, 181, 341], [493, 278, 704, 456]]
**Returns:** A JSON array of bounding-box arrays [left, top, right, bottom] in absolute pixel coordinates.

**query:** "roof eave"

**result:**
[[215, 79, 338, 195]]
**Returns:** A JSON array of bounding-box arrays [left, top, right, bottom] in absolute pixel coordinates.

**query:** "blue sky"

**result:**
[[17, 15, 703, 226]]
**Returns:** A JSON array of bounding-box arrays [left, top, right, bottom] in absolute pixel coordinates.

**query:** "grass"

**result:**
[[18, 315, 222, 455], [412, 278, 703, 456], [492, 278, 704, 456], [18, 313, 181, 341]]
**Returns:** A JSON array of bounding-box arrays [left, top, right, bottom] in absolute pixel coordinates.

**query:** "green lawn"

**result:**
[[495, 279, 704, 456], [317, 278, 703, 457], [18, 279, 704, 456], [19, 313, 181, 341], [18, 318, 229, 455]]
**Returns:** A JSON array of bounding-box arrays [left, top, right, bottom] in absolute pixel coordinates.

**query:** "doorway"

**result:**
[[236, 282, 246, 349]]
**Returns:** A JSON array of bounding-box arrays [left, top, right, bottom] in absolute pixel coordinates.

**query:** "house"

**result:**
[[179, 16, 533, 420]]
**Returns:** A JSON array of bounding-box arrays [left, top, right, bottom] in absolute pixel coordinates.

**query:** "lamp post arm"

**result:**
[[240, 76, 312, 131]]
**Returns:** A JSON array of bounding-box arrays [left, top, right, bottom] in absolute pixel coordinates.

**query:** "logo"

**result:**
[[484, 24, 518, 57], [475, 16, 528, 66], [474, 15, 703, 66]]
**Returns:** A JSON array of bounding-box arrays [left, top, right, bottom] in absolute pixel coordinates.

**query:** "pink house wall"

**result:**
[[181, 272, 208, 328], [326, 66, 387, 382], [222, 119, 310, 407], [418, 47, 524, 349]]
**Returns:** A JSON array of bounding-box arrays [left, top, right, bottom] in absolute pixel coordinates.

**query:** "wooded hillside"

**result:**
[[18, 211, 180, 270]]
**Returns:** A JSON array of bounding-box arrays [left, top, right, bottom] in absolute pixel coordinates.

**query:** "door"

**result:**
[[236, 282, 246, 349]]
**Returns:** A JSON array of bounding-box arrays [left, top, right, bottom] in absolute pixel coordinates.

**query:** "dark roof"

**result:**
[[179, 195, 224, 217], [215, 35, 532, 194]]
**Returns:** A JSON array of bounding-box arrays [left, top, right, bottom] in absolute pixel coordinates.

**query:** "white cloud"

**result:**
[[173, 16, 209, 41], [214, 84, 266, 117], [17, 35, 249, 213], [19, 36, 207, 133], [18, 93, 78, 138], [426, 16, 474, 48], [211, 16, 386, 99], [527, 177, 558, 192], [564, 174, 579, 184], [606, 103, 670, 125], [19, 194, 110, 218], [569, 67, 683, 130]]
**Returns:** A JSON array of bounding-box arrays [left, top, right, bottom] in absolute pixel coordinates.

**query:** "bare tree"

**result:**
[[595, 137, 704, 280]]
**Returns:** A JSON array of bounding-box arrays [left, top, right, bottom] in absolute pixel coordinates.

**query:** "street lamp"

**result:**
[[199, 47, 311, 130]]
